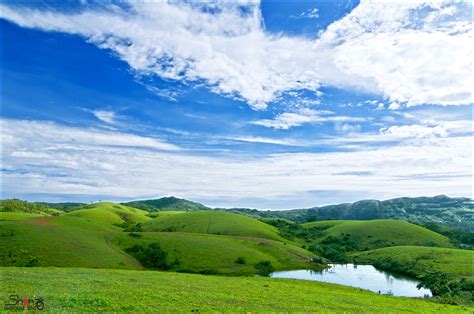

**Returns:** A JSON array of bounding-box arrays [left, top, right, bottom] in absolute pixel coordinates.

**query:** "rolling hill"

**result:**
[[0, 215, 142, 269], [303, 219, 453, 250], [123, 196, 210, 212], [353, 246, 474, 279], [0, 202, 315, 274], [225, 195, 474, 231], [113, 231, 312, 275], [0, 199, 60, 215], [62, 202, 151, 225], [141, 210, 283, 241]]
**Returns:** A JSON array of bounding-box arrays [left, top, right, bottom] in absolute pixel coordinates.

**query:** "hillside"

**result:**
[[0, 199, 60, 215], [37, 202, 85, 211], [226, 195, 474, 231], [2, 267, 470, 313], [0, 202, 315, 274], [141, 210, 283, 241], [123, 196, 210, 212], [303, 219, 453, 249], [113, 232, 312, 275], [353, 246, 474, 279], [62, 202, 151, 225], [0, 216, 141, 269]]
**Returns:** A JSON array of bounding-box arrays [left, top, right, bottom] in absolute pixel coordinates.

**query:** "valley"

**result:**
[[1, 197, 473, 311]]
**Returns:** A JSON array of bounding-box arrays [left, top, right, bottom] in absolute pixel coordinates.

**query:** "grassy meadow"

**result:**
[[1, 267, 472, 313], [1, 199, 473, 311]]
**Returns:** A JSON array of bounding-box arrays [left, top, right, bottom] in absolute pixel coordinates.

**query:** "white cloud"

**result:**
[[1, 118, 471, 207], [0, 1, 471, 110], [1, 119, 180, 152], [251, 109, 365, 129], [93, 110, 116, 124], [335, 123, 361, 134], [291, 8, 319, 19], [225, 136, 308, 147]]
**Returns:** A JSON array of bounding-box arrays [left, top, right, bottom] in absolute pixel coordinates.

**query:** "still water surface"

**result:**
[[270, 264, 432, 297]]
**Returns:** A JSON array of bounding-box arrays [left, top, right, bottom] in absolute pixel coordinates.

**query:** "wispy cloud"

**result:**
[[1, 118, 471, 207], [251, 109, 365, 130], [1, 1, 471, 110], [93, 110, 116, 124], [291, 8, 319, 19]]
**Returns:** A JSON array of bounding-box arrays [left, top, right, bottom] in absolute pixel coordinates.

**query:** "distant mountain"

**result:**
[[5, 195, 472, 231], [224, 195, 474, 232], [123, 196, 210, 212]]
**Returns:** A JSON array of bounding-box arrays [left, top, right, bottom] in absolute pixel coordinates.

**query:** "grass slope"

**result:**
[[1, 267, 471, 313], [62, 202, 150, 225], [353, 246, 474, 279], [0, 216, 141, 269], [303, 219, 452, 249], [114, 232, 312, 275], [142, 210, 283, 241], [1, 208, 313, 274], [0, 212, 45, 221]]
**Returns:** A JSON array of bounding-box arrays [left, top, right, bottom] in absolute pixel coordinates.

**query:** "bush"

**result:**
[[128, 232, 142, 238], [234, 257, 246, 264], [125, 243, 169, 270], [255, 260, 274, 275]]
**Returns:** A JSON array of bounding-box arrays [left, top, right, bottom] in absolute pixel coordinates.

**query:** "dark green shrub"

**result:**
[[255, 260, 274, 275], [234, 256, 246, 264], [128, 232, 142, 238], [125, 243, 169, 270]]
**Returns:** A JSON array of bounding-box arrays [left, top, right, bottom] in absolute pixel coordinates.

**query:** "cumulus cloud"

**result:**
[[0, 0, 471, 110], [1, 118, 471, 207]]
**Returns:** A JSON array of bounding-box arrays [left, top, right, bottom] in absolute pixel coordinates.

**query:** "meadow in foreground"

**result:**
[[1, 267, 472, 313]]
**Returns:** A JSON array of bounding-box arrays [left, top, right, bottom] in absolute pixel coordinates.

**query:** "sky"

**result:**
[[0, 0, 472, 209]]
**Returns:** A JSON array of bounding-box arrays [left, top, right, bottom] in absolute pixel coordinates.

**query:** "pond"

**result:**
[[269, 264, 432, 297]]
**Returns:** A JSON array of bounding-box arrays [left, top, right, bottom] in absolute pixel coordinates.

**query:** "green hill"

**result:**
[[0, 204, 315, 274], [0, 199, 60, 215], [353, 246, 473, 279], [113, 232, 312, 275], [226, 195, 474, 231], [62, 202, 151, 225], [303, 219, 452, 249], [352, 246, 474, 299], [123, 196, 210, 212], [142, 210, 284, 241], [0, 216, 141, 269], [1, 267, 470, 313]]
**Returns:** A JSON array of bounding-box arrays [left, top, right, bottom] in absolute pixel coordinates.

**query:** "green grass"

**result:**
[[142, 210, 284, 241], [0, 212, 45, 221], [303, 219, 452, 249], [0, 217, 141, 269], [1, 267, 471, 313], [114, 231, 314, 275], [353, 246, 474, 279], [0, 210, 314, 274], [62, 202, 150, 225]]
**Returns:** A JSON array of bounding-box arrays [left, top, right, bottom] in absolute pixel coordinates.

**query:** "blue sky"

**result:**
[[0, 1, 472, 209]]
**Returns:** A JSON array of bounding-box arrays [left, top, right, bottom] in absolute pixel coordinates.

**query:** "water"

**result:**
[[269, 264, 432, 297]]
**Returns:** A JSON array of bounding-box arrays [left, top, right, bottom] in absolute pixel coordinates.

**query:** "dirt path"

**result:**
[[104, 236, 144, 270], [24, 216, 57, 227]]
